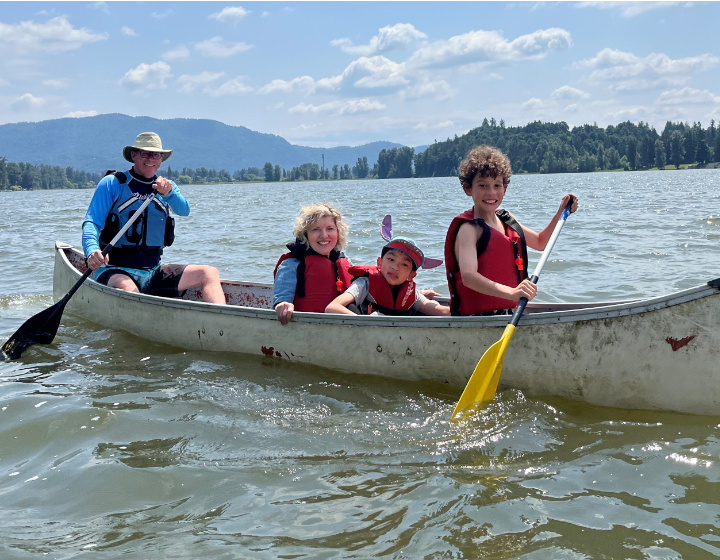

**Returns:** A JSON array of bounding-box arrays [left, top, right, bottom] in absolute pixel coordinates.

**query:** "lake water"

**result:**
[[1, 171, 720, 559]]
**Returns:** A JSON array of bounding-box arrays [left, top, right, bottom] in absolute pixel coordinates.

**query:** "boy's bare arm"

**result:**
[[325, 292, 357, 315], [522, 194, 578, 250], [456, 222, 535, 302], [418, 299, 450, 316], [418, 288, 441, 300]]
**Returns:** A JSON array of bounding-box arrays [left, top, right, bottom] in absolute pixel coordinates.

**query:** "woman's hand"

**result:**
[[275, 301, 294, 326]]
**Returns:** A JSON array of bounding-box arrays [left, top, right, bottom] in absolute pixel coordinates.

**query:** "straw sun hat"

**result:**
[[123, 132, 173, 162]]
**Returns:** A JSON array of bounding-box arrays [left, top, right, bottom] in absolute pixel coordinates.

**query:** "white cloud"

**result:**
[[120, 61, 173, 90], [204, 76, 253, 96], [262, 56, 410, 98], [516, 86, 590, 116], [64, 110, 99, 118], [92, 2, 111, 14], [209, 6, 249, 23], [604, 106, 654, 122], [330, 38, 353, 52], [151, 9, 174, 19], [657, 87, 720, 106], [408, 27, 571, 69], [162, 45, 190, 61], [331, 23, 427, 56], [42, 78, 68, 89], [289, 98, 386, 116], [522, 97, 545, 110], [574, 48, 719, 91], [336, 56, 408, 91], [177, 71, 227, 93], [612, 77, 688, 92], [413, 120, 454, 131], [552, 85, 590, 100], [259, 54, 451, 102], [573, 48, 720, 81], [259, 76, 318, 94], [121, 26, 138, 37], [401, 78, 455, 101], [194, 36, 253, 57], [577, 1, 684, 18], [11, 93, 46, 111], [0, 16, 108, 53]]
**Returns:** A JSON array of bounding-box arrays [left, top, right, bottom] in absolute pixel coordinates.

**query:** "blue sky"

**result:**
[[1, 1, 719, 148]]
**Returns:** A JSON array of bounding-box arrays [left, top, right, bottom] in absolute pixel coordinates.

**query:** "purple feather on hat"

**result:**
[[381, 214, 393, 241], [378, 214, 443, 269]]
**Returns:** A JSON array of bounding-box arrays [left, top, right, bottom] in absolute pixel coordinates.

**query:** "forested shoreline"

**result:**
[[414, 119, 720, 176], [0, 159, 103, 191], [2, 119, 719, 191]]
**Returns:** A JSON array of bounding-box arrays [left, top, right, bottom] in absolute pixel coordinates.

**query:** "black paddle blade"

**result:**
[[1, 297, 68, 360]]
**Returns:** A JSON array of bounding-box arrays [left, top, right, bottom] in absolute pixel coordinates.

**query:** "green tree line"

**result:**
[[4, 119, 719, 192], [0, 158, 102, 190], [414, 119, 720, 177]]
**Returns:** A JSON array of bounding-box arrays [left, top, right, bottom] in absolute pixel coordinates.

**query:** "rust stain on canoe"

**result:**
[[666, 335, 696, 351], [261, 346, 283, 358]]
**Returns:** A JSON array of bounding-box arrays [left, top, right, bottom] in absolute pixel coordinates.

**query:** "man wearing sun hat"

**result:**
[[81, 132, 225, 304]]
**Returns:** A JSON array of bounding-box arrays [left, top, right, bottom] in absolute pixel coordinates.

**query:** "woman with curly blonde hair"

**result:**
[[273, 202, 353, 325]]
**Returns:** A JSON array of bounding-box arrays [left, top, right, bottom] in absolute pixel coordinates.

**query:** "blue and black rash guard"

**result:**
[[82, 169, 190, 269]]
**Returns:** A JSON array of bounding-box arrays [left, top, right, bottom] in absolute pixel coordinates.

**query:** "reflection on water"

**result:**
[[2, 172, 720, 558]]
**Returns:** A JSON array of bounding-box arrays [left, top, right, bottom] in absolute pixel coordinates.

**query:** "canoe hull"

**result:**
[[53, 242, 720, 415]]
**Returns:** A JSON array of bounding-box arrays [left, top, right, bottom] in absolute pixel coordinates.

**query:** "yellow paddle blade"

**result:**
[[452, 324, 517, 419]]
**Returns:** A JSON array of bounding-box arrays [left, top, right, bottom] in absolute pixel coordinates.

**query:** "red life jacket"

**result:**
[[274, 250, 352, 313], [348, 264, 417, 315], [444, 208, 528, 316]]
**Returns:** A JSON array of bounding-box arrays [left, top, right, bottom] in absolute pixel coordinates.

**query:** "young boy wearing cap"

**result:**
[[325, 237, 450, 317]]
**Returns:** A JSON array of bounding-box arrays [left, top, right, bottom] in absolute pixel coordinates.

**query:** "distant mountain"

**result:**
[[0, 114, 406, 173]]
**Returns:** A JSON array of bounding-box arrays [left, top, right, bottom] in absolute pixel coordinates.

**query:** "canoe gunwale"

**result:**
[[54, 241, 720, 328]]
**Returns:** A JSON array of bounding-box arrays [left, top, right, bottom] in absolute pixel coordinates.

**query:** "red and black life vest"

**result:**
[[274, 242, 352, 313], [444, 208, 529, 316], [347, 264, 417, 316]]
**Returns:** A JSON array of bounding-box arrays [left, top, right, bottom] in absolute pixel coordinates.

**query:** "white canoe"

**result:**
[[53, 241, 720, 416]]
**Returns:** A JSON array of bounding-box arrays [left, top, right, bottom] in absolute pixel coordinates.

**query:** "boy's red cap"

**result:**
[[382, 237, 424, 270]]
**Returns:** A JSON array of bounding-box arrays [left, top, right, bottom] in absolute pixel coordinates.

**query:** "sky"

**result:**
[[1, 1, 719, 148]]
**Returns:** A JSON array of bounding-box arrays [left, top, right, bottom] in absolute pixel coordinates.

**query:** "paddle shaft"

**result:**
[[1, 190, 158, 359], [71, 192, 157, 291], [508, 197, 573, 327]]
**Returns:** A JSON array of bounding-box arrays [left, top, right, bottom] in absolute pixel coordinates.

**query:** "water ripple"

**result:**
[[3, 173, 720, 558]]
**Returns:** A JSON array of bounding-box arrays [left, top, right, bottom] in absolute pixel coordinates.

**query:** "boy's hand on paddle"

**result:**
[[561, 193, 578, 214], [513, 279, 537, 301]]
